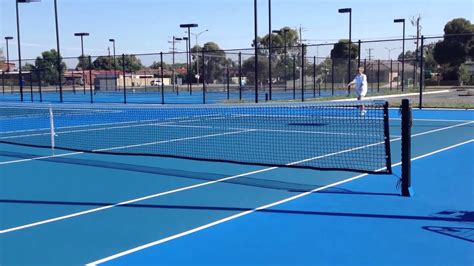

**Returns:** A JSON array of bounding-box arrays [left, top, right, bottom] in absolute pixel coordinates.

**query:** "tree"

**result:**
[[76, 55, 93, 70], [398, 50, 416, 61], [330, 39, 359, 60], [258, 27, 299, 55], [423, 43, 438, 73], [433, 18, 474, 81], [93, 56, 118, 70], [242, 56, 269, 85], [35, 49, 66, 85], [192, 42, 230, 83], [330, 40, 359, 83], [117, 55, 144, 72]]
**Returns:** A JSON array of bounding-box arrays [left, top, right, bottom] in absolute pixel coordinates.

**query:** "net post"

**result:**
[[401, 99, 413, 197], [383, 101, 392, 174]]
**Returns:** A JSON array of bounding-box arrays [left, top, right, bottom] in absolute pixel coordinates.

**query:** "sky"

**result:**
[[0, 0, 473, 63]]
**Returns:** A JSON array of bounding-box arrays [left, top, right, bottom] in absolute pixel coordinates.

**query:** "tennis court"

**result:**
[[0, 101, 472, 265]]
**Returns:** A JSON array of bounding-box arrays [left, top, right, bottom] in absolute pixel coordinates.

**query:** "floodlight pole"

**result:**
[[75, 33, 89, 94], [109, 39, 117, 90], [268, 0, 272, 100], [254, 0, 258, 103], [338, 8, 352, 95], [394, 18, 406, 91], [15, 0, 23, 101], [53, 0, 63, 102], [180, 23, 198, 95]]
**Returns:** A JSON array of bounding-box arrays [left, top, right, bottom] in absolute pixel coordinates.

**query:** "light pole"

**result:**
[[394, 18, 406, 91], [53, 0, 63, 102], [338, 7, 352, 95], [109, 39, 117, 90], [74, 32, 89, 94], [268, 0, 273, 100], [16, 0, 39, 102], [182, 36, 189, 92], [4, 37, 13, 72], [180, 23, 198, 94], [254, 0, 258, 103]]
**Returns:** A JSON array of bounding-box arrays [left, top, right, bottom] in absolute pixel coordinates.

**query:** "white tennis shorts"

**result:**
[[356, 88, 367, 97]]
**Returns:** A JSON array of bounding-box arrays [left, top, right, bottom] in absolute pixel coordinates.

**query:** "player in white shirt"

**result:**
[[348, 67, 368, 115]]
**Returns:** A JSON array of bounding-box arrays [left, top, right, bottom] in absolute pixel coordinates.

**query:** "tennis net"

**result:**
[[0, 101, 392, 174]]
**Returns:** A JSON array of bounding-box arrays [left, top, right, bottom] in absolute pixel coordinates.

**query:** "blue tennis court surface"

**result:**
[[0, 105, 473, 265]]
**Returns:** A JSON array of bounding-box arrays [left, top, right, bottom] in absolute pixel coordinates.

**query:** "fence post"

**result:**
[[301, 44, 305, 102], [160, 52, 165, 104], [89, 56, 93, 104], [202, 49, 206, 104], [419, 36, 424, 109], [292, 55, 296, 100], [331, 58, 335, 96], [357, 40, 361, 67], [377, 59, 381, 93], [37, 68, 43, 102], [226, 67, 230, 100], [239, 52, 242, 101], [122, 54, 127, 104], [1, 71, 4, 94], [313, 56, 316, 98], [29, 71, 33, 102], [390, 59, 393, 91]]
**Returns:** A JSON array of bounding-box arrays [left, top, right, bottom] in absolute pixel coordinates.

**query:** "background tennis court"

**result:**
[[0, 104, 472, 265]]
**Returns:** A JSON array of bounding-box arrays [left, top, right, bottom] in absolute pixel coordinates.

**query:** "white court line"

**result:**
[[0, 120, 472, 234], [87, 138, 474, 266]]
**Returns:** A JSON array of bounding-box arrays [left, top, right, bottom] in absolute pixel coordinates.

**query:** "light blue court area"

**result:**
[[0, 105, 473, 265]]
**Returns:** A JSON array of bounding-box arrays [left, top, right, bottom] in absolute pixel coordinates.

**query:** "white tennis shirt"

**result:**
[[352, 74, 368, 96]]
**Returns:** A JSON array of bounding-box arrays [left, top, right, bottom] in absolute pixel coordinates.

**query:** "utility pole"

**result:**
[[411, 15, 422, 90]]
